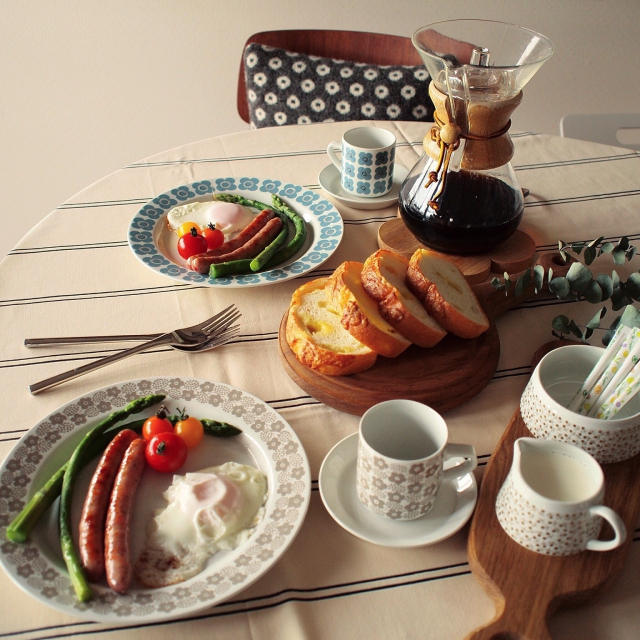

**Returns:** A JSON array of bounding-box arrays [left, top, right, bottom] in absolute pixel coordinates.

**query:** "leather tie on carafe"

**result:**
[[422, 82, 523, 210]]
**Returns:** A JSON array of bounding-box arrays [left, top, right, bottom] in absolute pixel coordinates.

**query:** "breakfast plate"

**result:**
[[128, 177, 343, 287], [318, 163, 409, 211], [0, 378, 311, 622], [319, 434, 477, 547]]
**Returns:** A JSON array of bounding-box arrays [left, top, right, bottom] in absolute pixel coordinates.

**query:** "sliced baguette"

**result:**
[[406, 248, 490, 339], [285, 278, 377, 376], [361, 250, 447, 348], [325, 261, 412, 358]]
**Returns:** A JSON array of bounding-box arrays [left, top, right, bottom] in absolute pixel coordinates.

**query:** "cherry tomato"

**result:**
[[202, 223, 225, 251], [177, 227, 208, 259], [142, 406, 173, 441], [174, 410, 204, 449], [177, 221, 201, 237], [145, 432, 188, 473]]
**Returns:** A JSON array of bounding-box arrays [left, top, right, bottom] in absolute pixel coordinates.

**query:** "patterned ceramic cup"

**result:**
[[355, 399, 476, 520], [327, 127, 396, 198], [520, 345, 640, 463], [496, 438, 626, 556]]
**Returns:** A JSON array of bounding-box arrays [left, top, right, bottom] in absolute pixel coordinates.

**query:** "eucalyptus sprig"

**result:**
[[491, 236, 640, 343]]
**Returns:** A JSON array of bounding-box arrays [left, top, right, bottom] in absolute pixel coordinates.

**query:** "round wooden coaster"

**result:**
[[377, 218, 536, 285]]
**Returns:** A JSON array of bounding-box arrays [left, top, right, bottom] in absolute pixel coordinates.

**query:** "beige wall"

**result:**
[[2, 0, 639, 259]]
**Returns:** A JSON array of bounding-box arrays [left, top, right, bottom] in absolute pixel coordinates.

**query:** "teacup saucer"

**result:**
[[319, 433, 478, 548], [318, 163, 409, 211]]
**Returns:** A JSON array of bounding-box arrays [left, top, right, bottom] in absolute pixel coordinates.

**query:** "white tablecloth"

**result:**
[[1, 120, 639, 639]]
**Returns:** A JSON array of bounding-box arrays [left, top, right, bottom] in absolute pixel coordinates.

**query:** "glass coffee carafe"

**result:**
[[399, 20, 553, 254]]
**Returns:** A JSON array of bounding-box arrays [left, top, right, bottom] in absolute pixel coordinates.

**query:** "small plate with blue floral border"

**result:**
[[128, 177, 343, 288]]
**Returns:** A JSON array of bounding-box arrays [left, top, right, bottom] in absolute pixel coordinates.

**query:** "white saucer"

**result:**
[[318, 163, 409, 211], [319, 433, 478, 548]]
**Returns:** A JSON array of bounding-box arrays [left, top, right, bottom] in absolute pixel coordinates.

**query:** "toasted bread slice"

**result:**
[[407, 249, 490, 339], [361, 250, 447, 348], [285, 278, 377, 376], [325, 262, 412, 358]]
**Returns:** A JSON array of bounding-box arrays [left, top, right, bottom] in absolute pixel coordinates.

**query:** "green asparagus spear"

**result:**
[[5, 418, 146, 544], [264, 194, 307, 268], [60, 394, 165, 602], [6, 411, 241, 545], [250, 211, 289, 272]]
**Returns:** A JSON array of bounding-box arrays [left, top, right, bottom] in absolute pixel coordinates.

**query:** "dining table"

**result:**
[[1, 119, 639, 640]]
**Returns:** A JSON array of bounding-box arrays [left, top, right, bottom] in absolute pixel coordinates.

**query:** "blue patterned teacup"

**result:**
[[327, 127, 396, 198]]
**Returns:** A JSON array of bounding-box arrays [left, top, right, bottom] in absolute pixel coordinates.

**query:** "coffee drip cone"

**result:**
[[399, 20, 553, 255]]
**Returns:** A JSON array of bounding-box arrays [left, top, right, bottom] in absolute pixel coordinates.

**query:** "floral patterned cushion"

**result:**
[[243, 43, 434, 129]]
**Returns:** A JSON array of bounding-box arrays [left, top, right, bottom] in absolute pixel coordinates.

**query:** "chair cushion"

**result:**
[[243, 43, 434, 129]]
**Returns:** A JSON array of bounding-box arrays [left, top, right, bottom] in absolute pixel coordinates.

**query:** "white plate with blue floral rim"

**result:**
[[319, 434, 477, 548], [128, 177, 343, 288], [0, 378, 311, 622]]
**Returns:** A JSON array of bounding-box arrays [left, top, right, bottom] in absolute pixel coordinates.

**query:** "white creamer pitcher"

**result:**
[[495, 437, 626, 556]]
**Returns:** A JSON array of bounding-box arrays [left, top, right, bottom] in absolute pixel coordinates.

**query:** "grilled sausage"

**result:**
[[188, 208, 275, 266], [78, 428, 138, 582], [104, 438, 146, 594], [188, 216, 283, 274]]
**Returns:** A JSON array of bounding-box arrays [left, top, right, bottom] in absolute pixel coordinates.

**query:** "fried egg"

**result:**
[[135, 462, 268, 588], [166, 201, 254, 238]]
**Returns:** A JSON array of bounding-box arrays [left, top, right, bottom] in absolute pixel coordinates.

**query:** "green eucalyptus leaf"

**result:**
[[533, 264, 544, 293], [588, 236, 604, 248], [617, 236, 630, 252], [567, 319, 585, 340], [612, 270, 621, 288], [515, 269, 531, 297], [548, 267, 554, 283], [549, 276, 571, 298], [595, 274, 613, 300], [551, 315, 571, 333], [503, 272, 511, 294], [584, 246, 597, 265], [627, 246, 637, 261], [612, 248, 626, 265], [611, 288, 630, 311], [584, 280, 603, 303], [490, 277, 505, 291], [584, 327, 594, 340], [566, 262, 593, 293], [619, 305, 640, 328], [599, 242, 614, 254], [586, 307, 607, 330], [626, 273, 640, 300], [571, 242, 586, 255]]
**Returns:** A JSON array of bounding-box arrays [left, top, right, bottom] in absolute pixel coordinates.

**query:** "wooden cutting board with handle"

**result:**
[[466, 340, 640, 640], [278, 230, 567, 416]]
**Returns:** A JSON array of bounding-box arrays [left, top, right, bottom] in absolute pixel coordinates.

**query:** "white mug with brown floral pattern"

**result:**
[[356, 399, 476, 520]]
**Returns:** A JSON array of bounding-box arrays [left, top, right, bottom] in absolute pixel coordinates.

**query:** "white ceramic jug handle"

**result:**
[[586, 505, 627, 551], [327, 142, 342, 170], [442, 443, 477, 482]]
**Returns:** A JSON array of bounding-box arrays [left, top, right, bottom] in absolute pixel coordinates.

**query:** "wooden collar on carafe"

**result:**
[[422, 82, 522, 209]]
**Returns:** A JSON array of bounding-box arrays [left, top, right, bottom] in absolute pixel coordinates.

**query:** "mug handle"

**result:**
[[442, 443, 477, 482], [586, 505, 627, 551], [327, 142, 342, 171]]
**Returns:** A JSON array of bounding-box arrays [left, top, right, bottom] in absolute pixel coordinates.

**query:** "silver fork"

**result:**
[[28, 305, 241, 395]]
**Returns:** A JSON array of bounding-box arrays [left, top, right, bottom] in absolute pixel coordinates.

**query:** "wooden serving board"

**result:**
[[277, 229, 568, 416], [466, 341, 640, 640]]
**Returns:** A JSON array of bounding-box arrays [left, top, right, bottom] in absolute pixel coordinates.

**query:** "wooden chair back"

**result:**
[[237, 30, 421, 123]]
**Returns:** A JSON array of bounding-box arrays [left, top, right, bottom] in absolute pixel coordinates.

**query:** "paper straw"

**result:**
[[576, 326, 639, 415], [596, 357, 640, 419], [587, 333, 640, 416], [567, 324, 632, 412]]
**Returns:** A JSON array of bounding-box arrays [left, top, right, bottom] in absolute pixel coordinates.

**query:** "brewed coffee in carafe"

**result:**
[[399, 20, 553, 254]]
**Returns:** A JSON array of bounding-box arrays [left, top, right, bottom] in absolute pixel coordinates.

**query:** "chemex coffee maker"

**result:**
[[398, 20, 553, 255]]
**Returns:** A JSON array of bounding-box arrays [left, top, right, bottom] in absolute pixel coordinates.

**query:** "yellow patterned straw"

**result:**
[[596, 357, 640, 419], [586, 330, 640, 417], [568, 325, 631, 413]]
